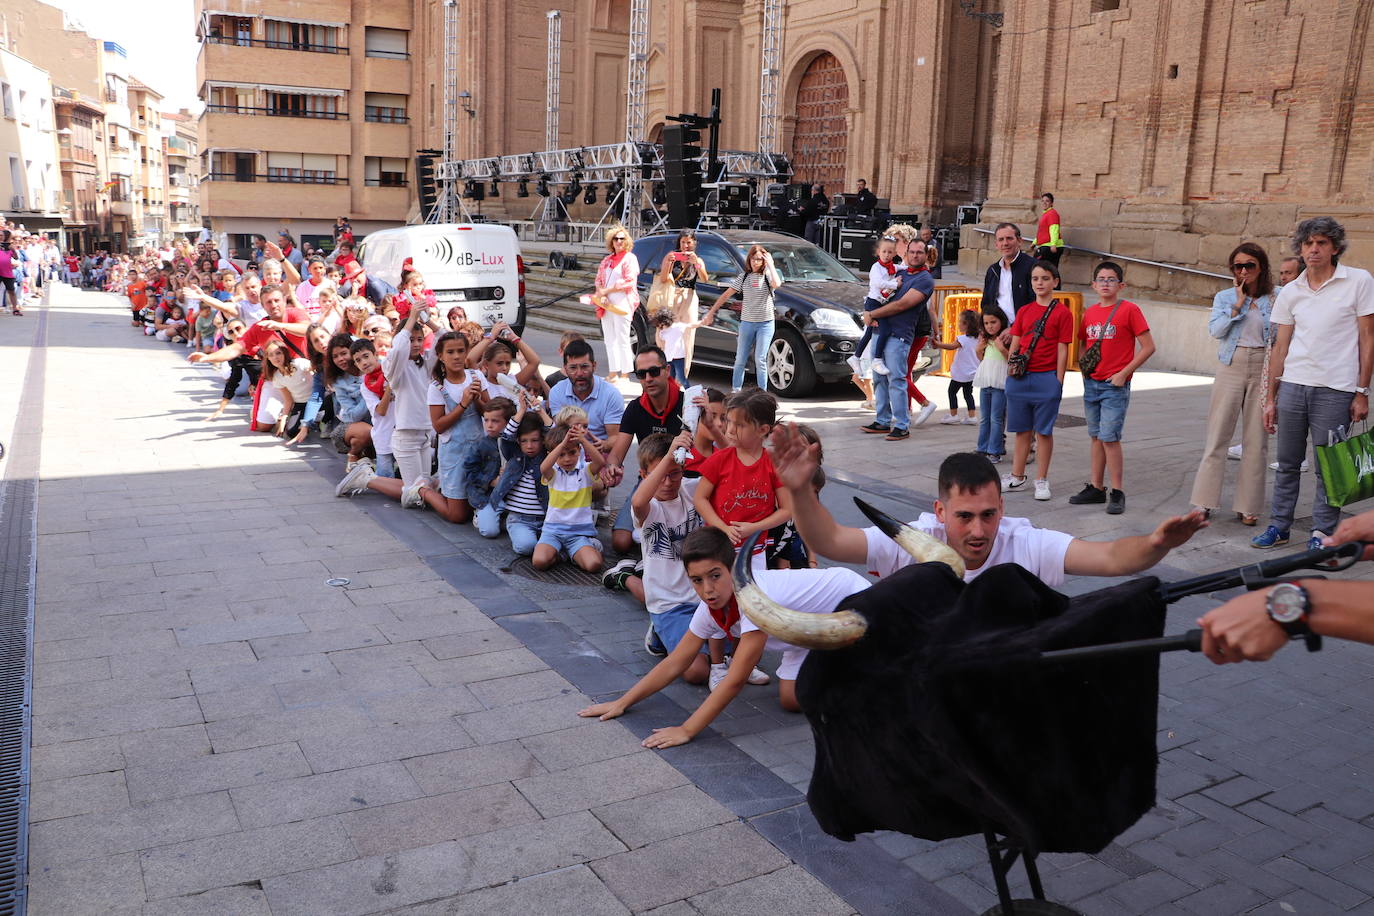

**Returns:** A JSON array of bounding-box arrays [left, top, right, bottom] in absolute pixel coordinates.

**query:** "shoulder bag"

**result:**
[[1007, 301, 1058, 379], [1078, 300, 1123, 378]]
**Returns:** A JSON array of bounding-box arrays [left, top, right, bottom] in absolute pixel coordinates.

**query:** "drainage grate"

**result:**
[[1054, 414, 1088, 429], [0, 478, 34, 915], [501, 556, 604, 588]]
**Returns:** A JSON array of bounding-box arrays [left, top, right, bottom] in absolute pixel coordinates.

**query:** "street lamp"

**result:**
[[459, 91, 475, 119]]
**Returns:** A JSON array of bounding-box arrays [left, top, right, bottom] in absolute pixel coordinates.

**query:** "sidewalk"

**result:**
[[18, 284, 1374, 915]]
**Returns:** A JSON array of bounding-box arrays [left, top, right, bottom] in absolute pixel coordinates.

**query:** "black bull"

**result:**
[[794, 561, 1166, 856]]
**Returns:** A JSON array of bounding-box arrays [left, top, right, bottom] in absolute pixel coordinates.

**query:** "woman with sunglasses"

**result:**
[[1190, 242, 1276, 526], [593, 225, 641, 383]]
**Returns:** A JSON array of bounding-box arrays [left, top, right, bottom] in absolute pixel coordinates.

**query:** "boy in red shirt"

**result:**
[[127, 271, 150, 326], [1002, 261, 1075, 501], [1068, 261, 1155, 515]]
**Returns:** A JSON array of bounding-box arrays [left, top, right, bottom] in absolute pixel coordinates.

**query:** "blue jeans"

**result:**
[[506, 512, 543, 556], [1082, 377, 1131, 442], [375, 453, 397, 479], [873, 335, 913, 431], [977, 387, 1006, 456], [475, 503, 502, 539], [732, 319, 774, 390], [669, 357, 687, 385]]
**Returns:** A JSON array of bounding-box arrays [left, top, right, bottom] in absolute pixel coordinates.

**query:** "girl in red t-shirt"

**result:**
[[693, 388, 792, 553], [1003, 261, 1074, 501]]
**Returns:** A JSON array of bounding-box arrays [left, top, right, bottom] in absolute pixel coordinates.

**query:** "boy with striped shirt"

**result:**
[[533, 423, 605, 573]]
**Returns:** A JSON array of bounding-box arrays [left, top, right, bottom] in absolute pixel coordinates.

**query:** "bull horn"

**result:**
[[731, 532, 869, 650], [853, 497, 967, 579]]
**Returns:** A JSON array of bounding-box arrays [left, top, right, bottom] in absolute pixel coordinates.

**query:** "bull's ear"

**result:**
[[732, 532, 869, 650], [853, 498, 966, 579]]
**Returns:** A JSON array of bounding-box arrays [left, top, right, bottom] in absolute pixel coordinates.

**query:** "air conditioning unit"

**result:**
[[9, 194, 23, 210]]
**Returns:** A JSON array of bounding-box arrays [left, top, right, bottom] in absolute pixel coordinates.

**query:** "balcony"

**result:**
[[203, 34, 345, 55], [200, 109, 349, 151], [204, 104, 347, 120], [362, 55, 410, 94], [358, 184, 412, 222], [58, 140, 98, 167], [197, 40, 349, 90], [201, 172, 349, 219]]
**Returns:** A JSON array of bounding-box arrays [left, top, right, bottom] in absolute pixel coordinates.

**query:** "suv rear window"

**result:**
[[632, 238, 669, 276]]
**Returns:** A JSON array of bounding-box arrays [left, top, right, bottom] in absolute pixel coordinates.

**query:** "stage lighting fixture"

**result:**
[[489, 180, 500, 198], [567, 173, 583, 197], [462, 180, 476, 199], [652, 182, 667, 206], [583, 185, 598, 205], [517, 179, 530, 197], [536, 174, 551, 197]]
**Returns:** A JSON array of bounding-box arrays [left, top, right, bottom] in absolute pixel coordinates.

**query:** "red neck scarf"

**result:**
[[364, 367, 386, 398], [638, 376, 681, 422], [878, 257, 897, 276], [710, 596, 741, 644]]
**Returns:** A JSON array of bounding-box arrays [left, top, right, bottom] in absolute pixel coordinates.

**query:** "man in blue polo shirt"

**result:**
[[860, 240, 935, 441], [548, 338, 625, 445]]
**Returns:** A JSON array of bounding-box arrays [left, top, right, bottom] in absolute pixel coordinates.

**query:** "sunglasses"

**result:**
[[1093, 277, 1121, 285], [1231, 261, 1259, 272], [632, 365, 664, 380], [363, 328, 382, 335], [613, 236, 629, 243]]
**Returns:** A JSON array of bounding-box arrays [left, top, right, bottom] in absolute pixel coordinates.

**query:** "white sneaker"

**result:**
[[746, 665, 771, 686], [1034, 479, 1052, 501], [845, 355, 862, 373], [708, 662, 728, 691], [872, 359, 890, 376], [1269, 459, 1310, 471], [939, 413, 961, 425], [334, 462, 376, 497], [1001, 474, 1028, 492], [400, 479, 426, 508], [1228, 444, 1243, 461], [344, 456, 375, 473], [913, 402, 938, 427], [961, 415, 979, 425]]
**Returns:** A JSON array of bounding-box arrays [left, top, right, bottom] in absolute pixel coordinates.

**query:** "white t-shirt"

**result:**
[[950, 335, 981, 383], [633, 478, 703, 615], [273, 359, 315, 403], [864, 513, 1074, 588], [998, 262, 1015, 320], [659, 323, 689, 361], [867, 262, 902, 302], [235, 297, 267, 325], [361, 382, 394, 453], [425, 370, 485, 442], [382, 328, 437, 431], [1270, 263, 1374, 392], [686, 567, 871, 654]]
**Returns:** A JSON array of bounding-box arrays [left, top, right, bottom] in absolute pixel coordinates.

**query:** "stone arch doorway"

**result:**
[[789, 52, 849, 188]]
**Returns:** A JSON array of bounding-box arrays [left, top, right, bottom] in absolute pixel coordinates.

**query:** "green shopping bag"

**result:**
[[1314, 423, 1374, 508]]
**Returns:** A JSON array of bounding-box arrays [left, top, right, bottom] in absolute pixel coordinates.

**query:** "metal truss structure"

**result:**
[[543, 10, 562, 224], [437, 143, 784, 185], [429, 0, 462, 224], [757, 0, 784, 155], [620, 0, 650, 229]]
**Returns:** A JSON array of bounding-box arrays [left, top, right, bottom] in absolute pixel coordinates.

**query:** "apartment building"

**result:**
[[195, 0, 413, 257], [0, 45, 64, 234], [128, 78, 166, 250], [163, 111, 201, 241]]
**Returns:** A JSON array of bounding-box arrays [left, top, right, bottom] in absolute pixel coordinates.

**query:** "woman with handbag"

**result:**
[[1001, 260, 1075, 500], [592, 225, 640, 382], [655, 230, 708, 377], [1189, 242, 1277, 526]]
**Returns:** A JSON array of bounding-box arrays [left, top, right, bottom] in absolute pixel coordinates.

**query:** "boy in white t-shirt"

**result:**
[[578, 527, 868, 749]]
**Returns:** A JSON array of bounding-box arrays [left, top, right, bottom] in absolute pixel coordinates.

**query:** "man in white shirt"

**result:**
[[980, 223, 1037, 324], [1256, 217, 1374, 552], [770, 427, 1207, 585]]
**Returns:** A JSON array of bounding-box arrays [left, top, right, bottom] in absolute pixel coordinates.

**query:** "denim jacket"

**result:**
[[1208, 287, 1275, 366], [461, 435, 503, 508], [331, 373, 369, 424], [491, 426, 548, 513]]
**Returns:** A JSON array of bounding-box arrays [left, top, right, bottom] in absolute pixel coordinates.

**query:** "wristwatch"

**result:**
[[1265, 582, 1309, 636], [1356, 386, 1369, 396]]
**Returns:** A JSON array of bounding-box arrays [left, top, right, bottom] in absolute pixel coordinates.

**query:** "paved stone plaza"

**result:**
[[5, 285, 1374, 915]]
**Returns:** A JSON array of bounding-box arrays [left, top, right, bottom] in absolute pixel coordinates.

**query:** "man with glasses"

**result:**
[[549, 339, 625, 447], [604, 347, 685, 556], [981, 222, 1037, 324], [1067, 262, 1154, 515], [1254, 216, 1374, 552]]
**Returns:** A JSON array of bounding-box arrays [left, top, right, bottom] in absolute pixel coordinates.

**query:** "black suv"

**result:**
[[631, 230, 867, 398]]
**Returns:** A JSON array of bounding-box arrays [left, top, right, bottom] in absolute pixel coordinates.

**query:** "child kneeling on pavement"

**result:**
[[578, 527, 869, 748]]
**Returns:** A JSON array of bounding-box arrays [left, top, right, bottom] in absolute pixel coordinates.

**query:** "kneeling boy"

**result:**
[[578, 527, 868, 748]]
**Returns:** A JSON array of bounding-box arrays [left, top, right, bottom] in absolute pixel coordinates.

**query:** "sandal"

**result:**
[[1237, 512, 1258, 526], [1192, 507, 1212, 520]]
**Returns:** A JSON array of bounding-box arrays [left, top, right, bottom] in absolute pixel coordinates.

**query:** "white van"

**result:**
[[357, 223, 526, 332]]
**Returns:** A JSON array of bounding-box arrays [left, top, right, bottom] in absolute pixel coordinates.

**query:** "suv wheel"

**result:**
[[766, 326, 818, 398]]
